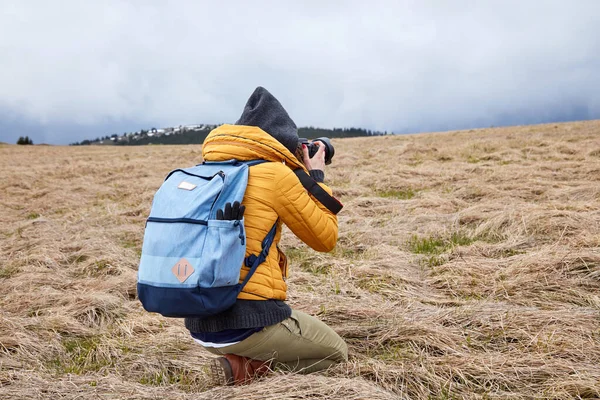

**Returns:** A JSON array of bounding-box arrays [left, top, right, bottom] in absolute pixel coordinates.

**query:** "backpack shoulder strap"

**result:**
[[239, 220, 278, 290]]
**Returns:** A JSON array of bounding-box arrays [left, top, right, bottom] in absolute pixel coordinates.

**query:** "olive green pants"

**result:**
[[204, 310, 348, 374]]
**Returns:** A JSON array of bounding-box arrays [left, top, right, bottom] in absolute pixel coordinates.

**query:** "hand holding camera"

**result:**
[[298, 137, 335, 172], [302, 141, 326, 171]]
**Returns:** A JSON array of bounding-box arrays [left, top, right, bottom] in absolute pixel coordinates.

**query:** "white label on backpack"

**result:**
[[178, 181, 197, 191]]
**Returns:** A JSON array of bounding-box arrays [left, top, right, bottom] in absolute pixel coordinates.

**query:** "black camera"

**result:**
[[298, 137, 335, 165]]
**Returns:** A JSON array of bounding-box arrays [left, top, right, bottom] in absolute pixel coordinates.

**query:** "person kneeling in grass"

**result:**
[[185, 87, 347, 385]]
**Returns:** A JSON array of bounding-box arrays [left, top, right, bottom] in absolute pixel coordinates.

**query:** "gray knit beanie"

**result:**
[[235, 86, 298, 154]]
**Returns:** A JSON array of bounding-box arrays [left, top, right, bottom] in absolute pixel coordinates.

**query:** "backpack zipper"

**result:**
[[234, 220, 245, 245], [209, 171, 226, 215], [146, 217, 208, 225]]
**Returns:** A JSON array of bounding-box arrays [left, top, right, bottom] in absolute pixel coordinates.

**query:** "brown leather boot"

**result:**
[[210, 354, 272, 385]]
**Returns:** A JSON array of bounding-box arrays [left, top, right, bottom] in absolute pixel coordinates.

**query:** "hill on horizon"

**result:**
[[1, 119, 599, 399], [70, 124, 387, 146]]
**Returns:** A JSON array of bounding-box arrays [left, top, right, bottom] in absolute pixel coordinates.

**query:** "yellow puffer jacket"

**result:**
[[202, 124, 338, 300]]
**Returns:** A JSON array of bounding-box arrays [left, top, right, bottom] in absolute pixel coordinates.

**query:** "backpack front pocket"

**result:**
[[139, 218, 212, 287], [203, 219, 247, 288]]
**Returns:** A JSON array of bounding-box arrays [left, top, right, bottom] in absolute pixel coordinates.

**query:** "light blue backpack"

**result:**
[[137, 159, 277, 318]]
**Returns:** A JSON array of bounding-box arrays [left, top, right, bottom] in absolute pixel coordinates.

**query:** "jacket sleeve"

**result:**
[[272, 166, 338, 252]]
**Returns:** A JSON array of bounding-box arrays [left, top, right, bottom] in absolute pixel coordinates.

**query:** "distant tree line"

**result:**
[[70, 125, 387, 146], [299, 127, 386, 139], [16, 136, 34, 145]]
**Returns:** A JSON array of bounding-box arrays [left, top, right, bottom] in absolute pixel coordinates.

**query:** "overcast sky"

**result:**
[[1, 1, 599, 144]]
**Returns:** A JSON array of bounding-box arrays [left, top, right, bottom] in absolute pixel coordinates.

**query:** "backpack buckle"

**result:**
[[245, 254, 258, 267]]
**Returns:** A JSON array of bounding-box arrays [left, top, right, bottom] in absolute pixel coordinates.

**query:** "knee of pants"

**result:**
[[320, 338, 348, 363]]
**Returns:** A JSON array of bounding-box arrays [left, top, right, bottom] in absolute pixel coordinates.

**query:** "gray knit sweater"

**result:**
[[185, 299, 291, 332]]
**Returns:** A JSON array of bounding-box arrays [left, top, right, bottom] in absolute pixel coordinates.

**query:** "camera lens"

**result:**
[[297, 137, 335, 165], [313, 137, 335, 165]]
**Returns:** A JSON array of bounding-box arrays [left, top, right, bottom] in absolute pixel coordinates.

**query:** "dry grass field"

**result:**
[[1, 120, 599, 399]]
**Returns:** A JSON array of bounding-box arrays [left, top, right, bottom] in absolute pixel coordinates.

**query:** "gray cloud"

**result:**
[[1, 0, 599, 144]]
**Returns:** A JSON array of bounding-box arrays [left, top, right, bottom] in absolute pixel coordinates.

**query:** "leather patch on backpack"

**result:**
[[172, 258, 194, 283]]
